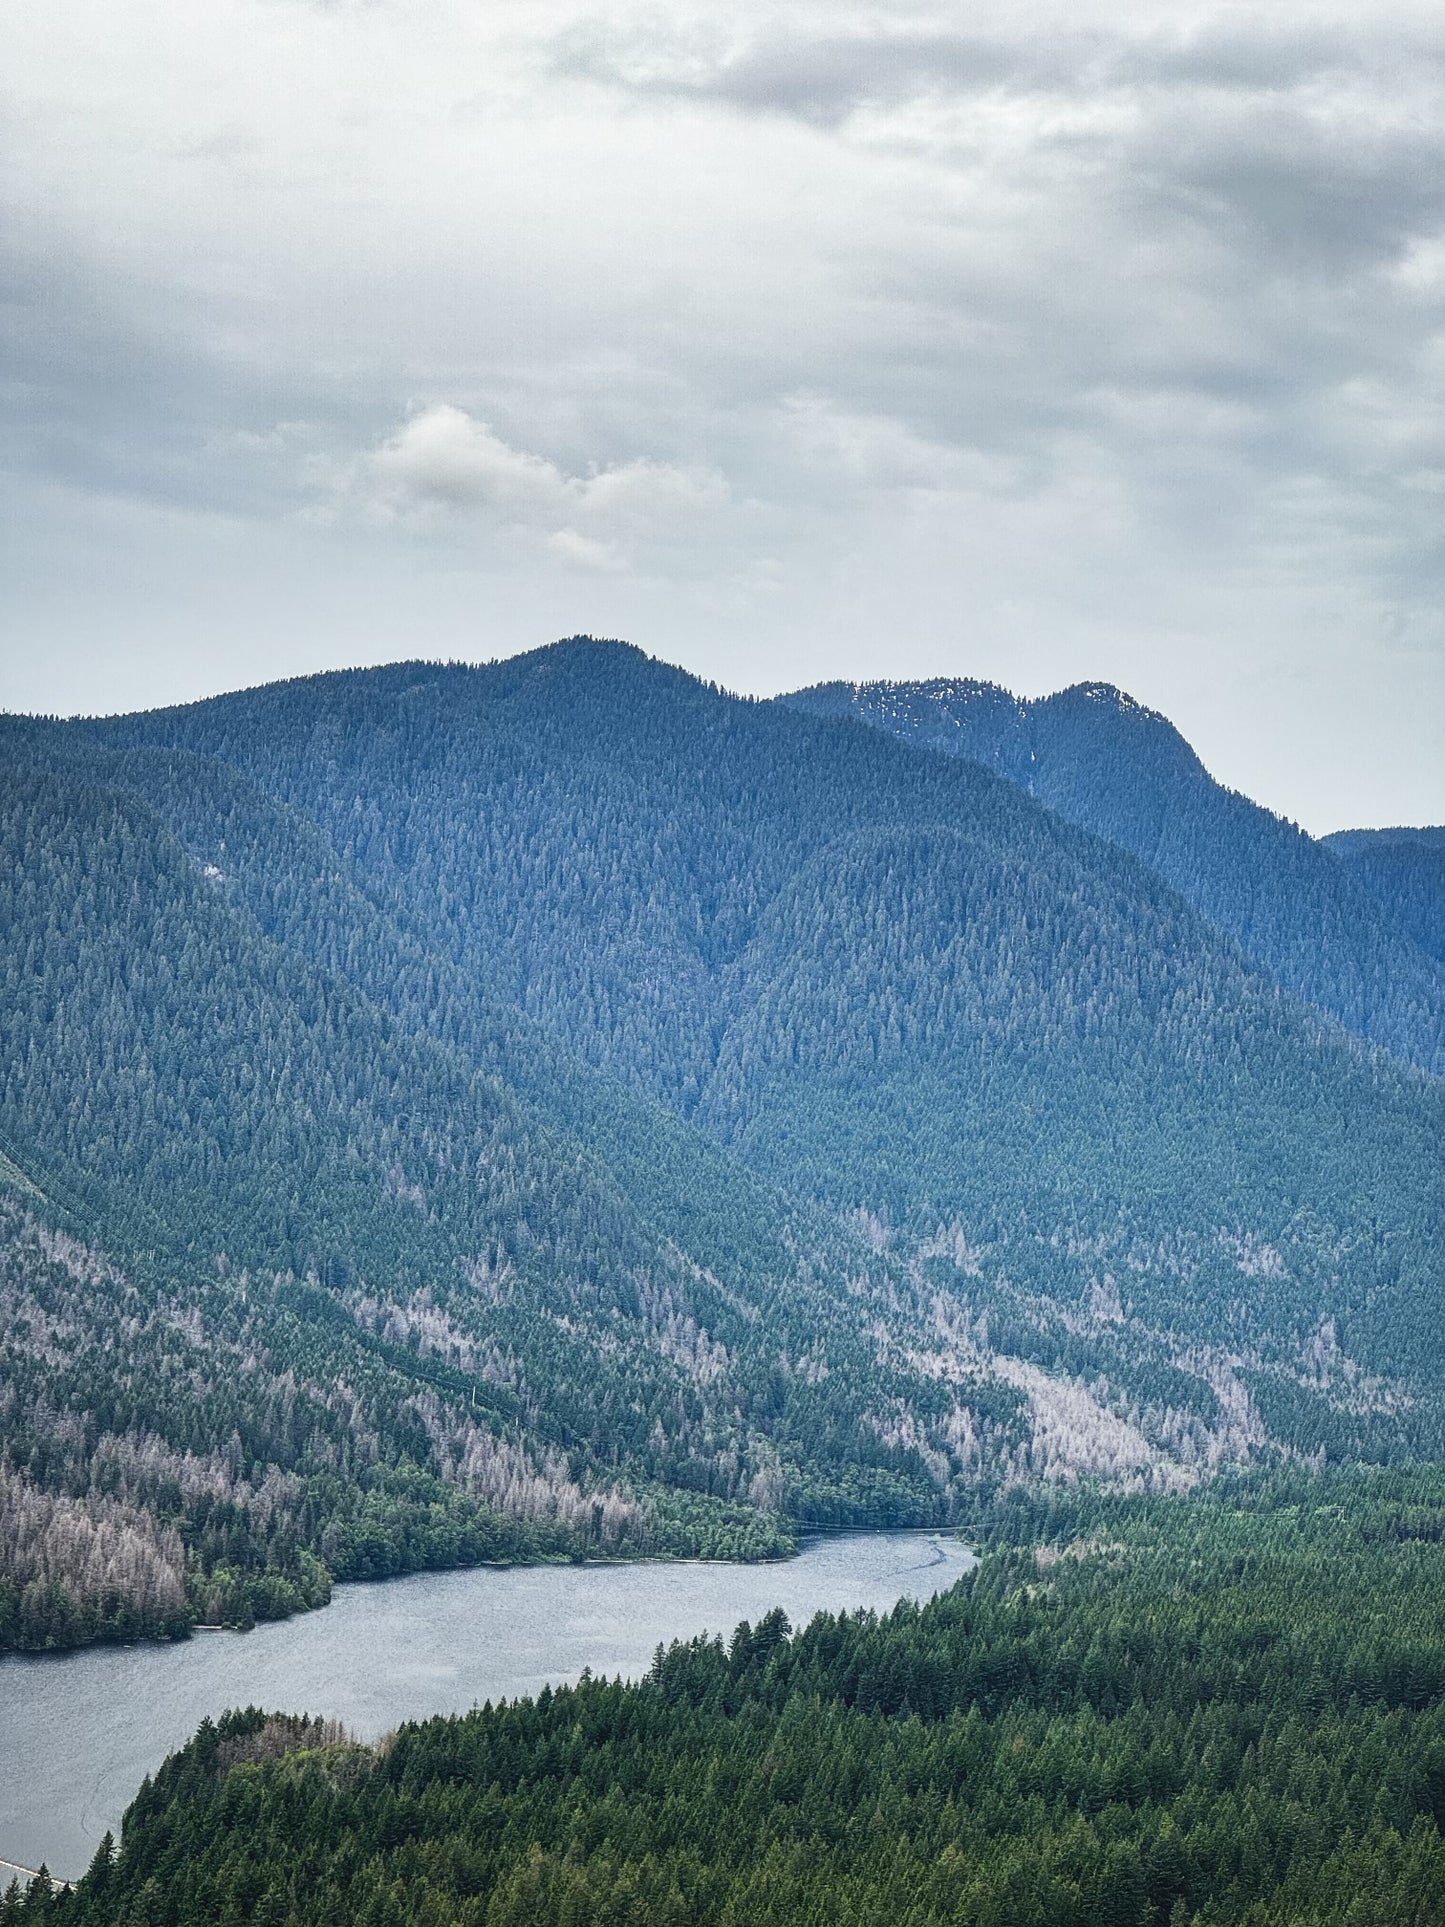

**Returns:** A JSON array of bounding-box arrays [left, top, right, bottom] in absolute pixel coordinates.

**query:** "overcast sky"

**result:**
[[4, 0, 1443, 831]]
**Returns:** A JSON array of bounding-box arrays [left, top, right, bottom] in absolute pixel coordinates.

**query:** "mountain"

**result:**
[[1326, 826, 1445, 965], [783, 677, 1445, 1076], [2, 640, 1443, 1647], [2, 740, 988, 1646]]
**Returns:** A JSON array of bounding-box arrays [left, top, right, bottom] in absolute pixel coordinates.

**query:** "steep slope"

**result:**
[[1326, 826, 1445, 965], [2, 747, 1028, 1648], [40, 643, 1444, 1422], [4, 639, 1442, 1650], [784, 678, 1445, 1076]]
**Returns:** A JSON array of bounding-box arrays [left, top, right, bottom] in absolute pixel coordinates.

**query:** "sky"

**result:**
[[3, 0, 1444, 833]]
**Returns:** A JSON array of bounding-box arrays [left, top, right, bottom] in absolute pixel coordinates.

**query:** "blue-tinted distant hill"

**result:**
[[784, 677, 1445, 1076], [1325, 826, 1445, 966]]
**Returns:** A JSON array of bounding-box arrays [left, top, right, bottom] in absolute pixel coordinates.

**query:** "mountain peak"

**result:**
[[783, 668, 1445, 1076], [1050, 681, 1165, 722]]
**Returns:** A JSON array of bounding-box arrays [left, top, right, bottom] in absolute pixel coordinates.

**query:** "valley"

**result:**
[[12, 2, 1444, 1914], [2, 640, 1440, 1652], [2, 640, 1443, 1927]]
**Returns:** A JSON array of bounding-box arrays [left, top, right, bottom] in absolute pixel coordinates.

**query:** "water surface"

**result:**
[[1, 1529, 974, 1880]]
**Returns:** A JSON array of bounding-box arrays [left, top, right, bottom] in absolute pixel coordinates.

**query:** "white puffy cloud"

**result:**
[[363, 405, 727, 568], [372, 409, 566, 515]]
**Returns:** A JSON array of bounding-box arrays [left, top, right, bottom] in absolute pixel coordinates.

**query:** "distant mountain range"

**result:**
[[784, 677, 1445, 1076], [2, 641, 1441, 1647]]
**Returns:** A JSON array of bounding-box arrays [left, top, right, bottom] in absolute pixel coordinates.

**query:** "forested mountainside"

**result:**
[[3, 639, 1443, 1648], [17, 1468, 1445, 1927], [1327, 826, 1445, 966], [784, 678, 1445, 1077], [1, 752, 1001, 1648]]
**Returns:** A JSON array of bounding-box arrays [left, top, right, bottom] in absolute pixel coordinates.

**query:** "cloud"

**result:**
[[552, 26, 1032, 126], [363, 405, 729, 567], [371, 408, 569, 514], [1, 0, 1443, 826], [552, 18, 1388, 127]]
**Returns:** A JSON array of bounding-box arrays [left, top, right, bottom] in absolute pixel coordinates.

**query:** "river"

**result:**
[[0, 1529, 975, 1882]]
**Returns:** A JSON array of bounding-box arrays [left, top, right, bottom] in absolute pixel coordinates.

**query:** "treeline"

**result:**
[[0, 684, 1088, 1648], [13, 1467, 1445, 1923], [0, 1468, 190, 1650]]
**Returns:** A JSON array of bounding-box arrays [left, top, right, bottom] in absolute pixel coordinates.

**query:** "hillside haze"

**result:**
[[2, 639, 1442, 1650]]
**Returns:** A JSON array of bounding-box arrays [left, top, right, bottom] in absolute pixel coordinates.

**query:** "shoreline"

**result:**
[[1, 1528, 978, 1882], [1, 1522, 974, 1664]]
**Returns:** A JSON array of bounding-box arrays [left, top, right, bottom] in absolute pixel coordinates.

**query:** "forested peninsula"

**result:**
[[11, 1470, 1445, 1926]]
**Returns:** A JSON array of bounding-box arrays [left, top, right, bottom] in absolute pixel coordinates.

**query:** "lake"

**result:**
[[0, 1529, 975, 1881]]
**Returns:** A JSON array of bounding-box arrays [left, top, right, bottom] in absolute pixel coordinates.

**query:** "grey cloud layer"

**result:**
[[3, 1, 1442, 827]]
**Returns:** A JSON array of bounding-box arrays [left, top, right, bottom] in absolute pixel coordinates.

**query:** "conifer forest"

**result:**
[[2, 641, 1443, 1923]]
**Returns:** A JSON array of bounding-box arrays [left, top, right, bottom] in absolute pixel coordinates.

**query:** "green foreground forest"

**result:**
[[12, 1468, 1445, 1927]]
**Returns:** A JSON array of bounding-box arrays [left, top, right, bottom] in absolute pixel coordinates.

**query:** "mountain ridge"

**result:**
[[2, 639, 1442, 1649], [783, 673, 1445, 1076]]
